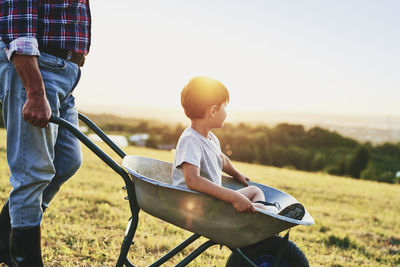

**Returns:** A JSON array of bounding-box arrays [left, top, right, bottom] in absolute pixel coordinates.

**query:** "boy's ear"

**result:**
[[209, 105, 218, 117]]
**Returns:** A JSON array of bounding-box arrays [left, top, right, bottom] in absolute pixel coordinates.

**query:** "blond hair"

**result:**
[[181, 77, 229, 119]]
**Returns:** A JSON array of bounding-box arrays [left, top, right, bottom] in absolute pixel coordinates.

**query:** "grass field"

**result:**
[[0, 128, 399, 266]]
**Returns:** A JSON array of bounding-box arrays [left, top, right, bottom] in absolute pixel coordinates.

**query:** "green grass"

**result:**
[[0, 129, 399, 266]]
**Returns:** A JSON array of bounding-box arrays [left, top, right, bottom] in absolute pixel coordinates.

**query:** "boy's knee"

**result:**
[[250, 185, 264, 196], [249, 185, 261, 192]]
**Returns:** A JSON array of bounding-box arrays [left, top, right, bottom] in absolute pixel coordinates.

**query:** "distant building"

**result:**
[[129, 134, 149, 147], [157, 144, 176, 151], [79, 125, 89, 133], [88, 134, 128, 147]]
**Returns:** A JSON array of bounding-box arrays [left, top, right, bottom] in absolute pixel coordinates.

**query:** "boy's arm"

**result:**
[[221, 153, 249, 186], [182, 162, 255, 213]]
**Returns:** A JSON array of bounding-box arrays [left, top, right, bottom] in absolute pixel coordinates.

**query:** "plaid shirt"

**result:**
[[0, 0, 91, 59]]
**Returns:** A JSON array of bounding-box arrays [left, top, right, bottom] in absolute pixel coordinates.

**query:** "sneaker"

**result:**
[[264, 205, 279, 213], [278, 203, 305, 220], [254, 200, 281, 211]]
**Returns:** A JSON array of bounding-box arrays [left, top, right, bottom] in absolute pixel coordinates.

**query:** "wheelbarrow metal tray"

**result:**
[[122, 155, 314, 248]]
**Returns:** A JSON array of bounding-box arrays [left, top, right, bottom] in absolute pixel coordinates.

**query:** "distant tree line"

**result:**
[[212, 123, 399, 184], [213, 123, 399, 183], [85, 114, 399, 184], [0, 111, 398, 184], [157, 122, 399, 184]]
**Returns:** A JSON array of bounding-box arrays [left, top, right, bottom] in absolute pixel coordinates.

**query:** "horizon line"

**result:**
[[77, 104, 400, 131]]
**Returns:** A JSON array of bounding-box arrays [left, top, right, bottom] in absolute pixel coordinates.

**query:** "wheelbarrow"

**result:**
[[50, 113, 314, 267]]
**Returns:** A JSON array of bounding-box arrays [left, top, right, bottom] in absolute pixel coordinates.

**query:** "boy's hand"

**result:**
[[234, 173, 250, 186], [231, 191, 255, 212]]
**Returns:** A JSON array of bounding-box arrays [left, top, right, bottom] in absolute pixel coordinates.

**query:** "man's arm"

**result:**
[[12, 54, 51, 128], [182, 162, 255, 212], [2, 0, 49, 127], [221, 153, 249, 186]]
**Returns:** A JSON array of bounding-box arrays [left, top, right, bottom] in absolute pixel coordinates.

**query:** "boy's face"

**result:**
[[210, 102, 227, 128]]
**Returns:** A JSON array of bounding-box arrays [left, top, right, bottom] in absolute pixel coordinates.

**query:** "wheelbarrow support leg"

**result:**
[[116, 180, 140, 267], [116, 213, 138, 267], [149, 233, 200, 267], [229, 248, 258, 267], [175, 240, 217, 267]]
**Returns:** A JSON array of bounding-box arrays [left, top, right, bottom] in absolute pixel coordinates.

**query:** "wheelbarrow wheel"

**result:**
[[225, 235, 309, 267]]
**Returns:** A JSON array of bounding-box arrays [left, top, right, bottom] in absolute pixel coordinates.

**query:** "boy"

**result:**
[[171, 76, 277, 213]]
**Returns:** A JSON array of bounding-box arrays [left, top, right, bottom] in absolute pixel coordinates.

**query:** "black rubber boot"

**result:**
[[0, 200, 11, 266], [10, 227, 44, 267]]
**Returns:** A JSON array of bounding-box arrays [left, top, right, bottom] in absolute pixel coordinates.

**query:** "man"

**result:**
[[0, 1, 91, 266]]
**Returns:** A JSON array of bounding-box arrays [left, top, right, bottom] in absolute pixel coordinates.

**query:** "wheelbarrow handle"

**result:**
[[49, 114, 128, 179], [51, 113, 127, 158], [78, 113, 127, 158]]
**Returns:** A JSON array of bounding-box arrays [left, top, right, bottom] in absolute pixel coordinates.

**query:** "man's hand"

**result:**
[[12, 54, 51, 127], [22, 92, 51, 128], [234, 172, 250, 186], [231, 191, 255, 213]]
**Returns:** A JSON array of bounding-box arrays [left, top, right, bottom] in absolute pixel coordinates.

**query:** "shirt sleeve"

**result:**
[[1, 0, 40, 59], [5, 37, 40, 60], [175, 136, 202, 169]]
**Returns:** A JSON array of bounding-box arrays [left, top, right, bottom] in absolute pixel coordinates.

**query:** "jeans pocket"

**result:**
[[0, 54, 7, 64], [0, 61, 11, 100], [0, 46, 8, 64], [38, 53, 67, 71]]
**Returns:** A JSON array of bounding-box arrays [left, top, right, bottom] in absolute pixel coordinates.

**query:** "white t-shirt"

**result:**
[[172, 127, 223, 188]]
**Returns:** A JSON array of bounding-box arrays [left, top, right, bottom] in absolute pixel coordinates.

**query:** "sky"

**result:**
[[75, 0, 400, 118]]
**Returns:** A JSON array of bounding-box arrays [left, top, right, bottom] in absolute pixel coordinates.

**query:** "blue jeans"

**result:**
[[0, 40, 82, 228]]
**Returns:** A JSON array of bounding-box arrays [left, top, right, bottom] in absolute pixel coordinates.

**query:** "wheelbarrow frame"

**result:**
[[50, 113, 293, 267]]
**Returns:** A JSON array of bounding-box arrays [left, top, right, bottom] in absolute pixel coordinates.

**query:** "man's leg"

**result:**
[[42, 94, 82, 210], [0, 40, 12, 266], [4, 70, 57, 267], [0, 201, 11, 265], [2, 52, 80, 266]]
